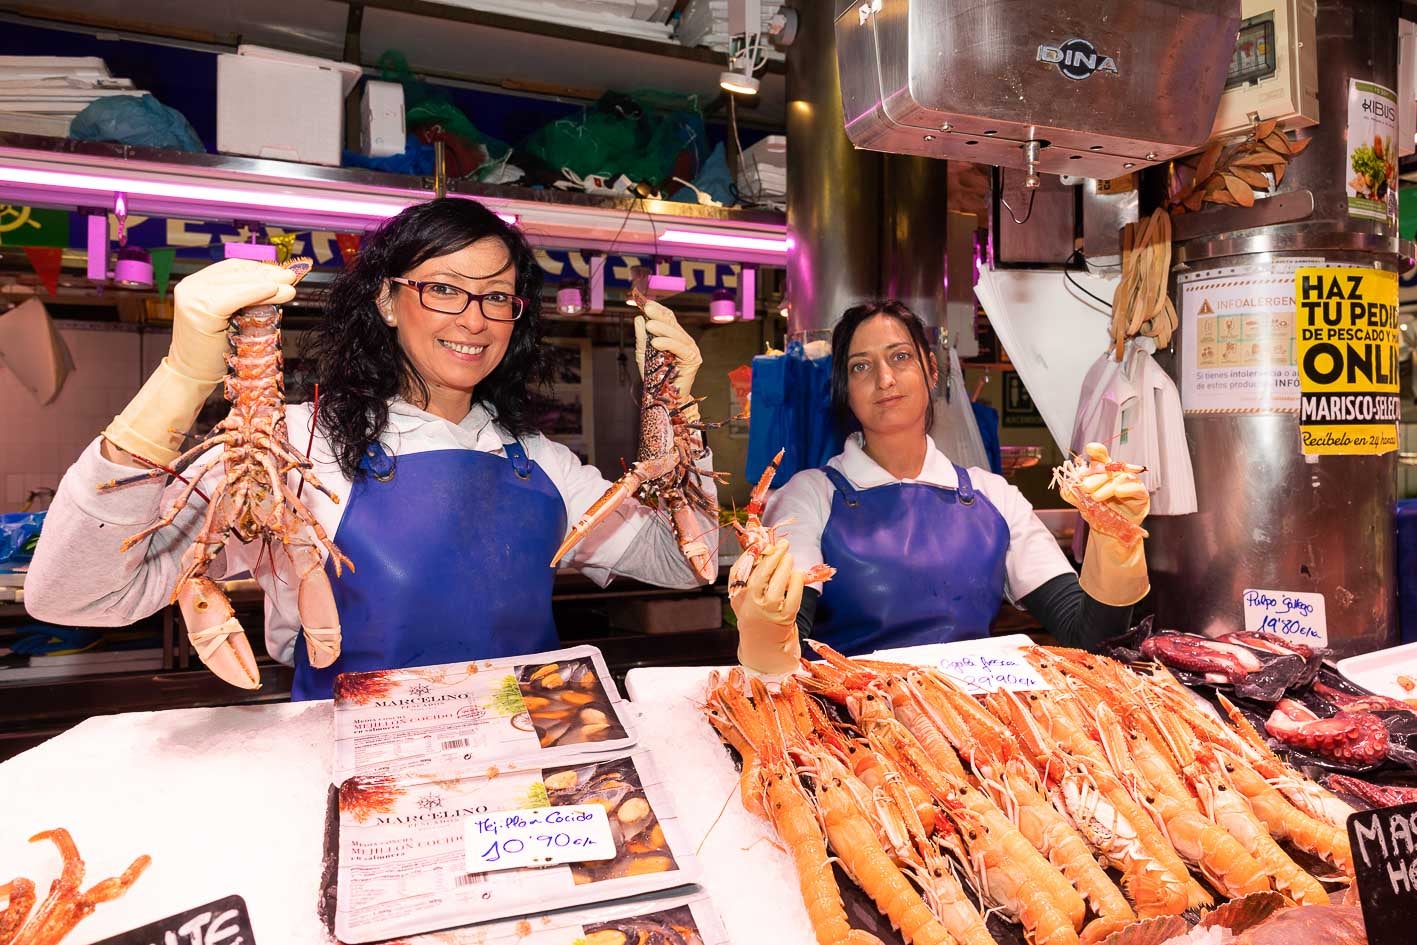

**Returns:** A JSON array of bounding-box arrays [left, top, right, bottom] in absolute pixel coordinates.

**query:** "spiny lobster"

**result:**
[[99, 257, 351, 689], [551, 298, 723, 581]]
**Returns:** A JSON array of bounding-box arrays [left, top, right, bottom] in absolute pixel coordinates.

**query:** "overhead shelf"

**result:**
[[0, 0, 787, 121], [0, 133, 788, 266]]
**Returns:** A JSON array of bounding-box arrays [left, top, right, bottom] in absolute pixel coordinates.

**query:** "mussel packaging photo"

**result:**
[[333, 749, 700, 943], [332, 645, 637, 782], [335, 890, 728, 945]]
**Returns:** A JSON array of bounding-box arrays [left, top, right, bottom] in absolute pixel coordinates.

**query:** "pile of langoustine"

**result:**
[[704, 643, 1360, 945]]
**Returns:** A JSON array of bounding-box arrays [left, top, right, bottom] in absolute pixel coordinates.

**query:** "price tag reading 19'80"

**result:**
[[463, 805, 617, 874]]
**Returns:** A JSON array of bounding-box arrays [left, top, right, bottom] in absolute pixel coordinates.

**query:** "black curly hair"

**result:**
[[309, 198, 547, 479]]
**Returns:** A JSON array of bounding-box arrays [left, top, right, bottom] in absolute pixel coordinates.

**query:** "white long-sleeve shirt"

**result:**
[[24, 399, 717, 664], [764, 434, 1072, 602]]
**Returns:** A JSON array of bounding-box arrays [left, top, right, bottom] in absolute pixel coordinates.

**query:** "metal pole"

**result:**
[[784, 0, 882, 333], [1148, 0, 1401, 656]]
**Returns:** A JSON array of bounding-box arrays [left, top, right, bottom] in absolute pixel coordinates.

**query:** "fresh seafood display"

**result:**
[[543, 756, 678, 885], [1123, 622, 1417, 774], [0, 828, 150, 945], [703, 643, 1356, 945], [99, 257, 351, 690], [1050, 443, 1148, 545], [728, 449, 836, 594], [518, 657, 629, 748], [551, 298, 723, 582]]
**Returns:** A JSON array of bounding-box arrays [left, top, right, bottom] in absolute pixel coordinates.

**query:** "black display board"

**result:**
[[1348, 801, 1417, 945], [88, 894, 255, 945]]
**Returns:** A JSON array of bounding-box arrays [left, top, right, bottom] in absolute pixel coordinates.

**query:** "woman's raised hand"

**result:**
[[634, 299, 702, 407], [731, 540, 807, 675]]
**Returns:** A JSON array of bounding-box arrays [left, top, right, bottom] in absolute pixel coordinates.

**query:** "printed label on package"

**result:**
[[335, 751, 697, 944], [332, 646, 635, 782], [1295, 267, 1400, 455]]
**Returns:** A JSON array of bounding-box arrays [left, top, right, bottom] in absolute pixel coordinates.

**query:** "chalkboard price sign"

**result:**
[[88, 894, 255, 945], [1348, 801, 1417, 945]]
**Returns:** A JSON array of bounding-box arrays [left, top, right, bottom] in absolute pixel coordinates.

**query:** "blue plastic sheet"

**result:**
[[745, 344, 846, 485], [70, 94, 205, 152], [0, 512, 43, 572], [971, 402, 1003, 475]]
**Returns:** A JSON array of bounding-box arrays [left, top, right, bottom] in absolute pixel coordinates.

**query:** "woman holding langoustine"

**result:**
[[731, 300, 1150, 674], [25, 198, 718, 698]]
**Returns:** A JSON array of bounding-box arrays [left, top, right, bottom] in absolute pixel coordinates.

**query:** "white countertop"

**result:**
[[0, 666, 807, 945]]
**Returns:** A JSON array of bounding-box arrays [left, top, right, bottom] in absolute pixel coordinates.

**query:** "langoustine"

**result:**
[[728, 449, 835, 594]]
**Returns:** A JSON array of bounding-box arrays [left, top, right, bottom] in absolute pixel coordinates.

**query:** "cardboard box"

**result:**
[[358, 80, 405, 158], [216, 45, 361, 166]]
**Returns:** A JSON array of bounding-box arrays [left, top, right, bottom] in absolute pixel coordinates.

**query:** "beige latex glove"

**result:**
[[635, 299, 702, 421], [1073, 443, 1152, 607], [103, 260, 298, 465], [733, 540, 807, 675]]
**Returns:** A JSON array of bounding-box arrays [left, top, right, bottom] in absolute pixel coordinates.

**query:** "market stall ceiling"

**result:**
[[0, 0, 787, 120]]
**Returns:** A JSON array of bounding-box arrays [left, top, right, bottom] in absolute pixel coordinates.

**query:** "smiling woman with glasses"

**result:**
[[25, 197, 721, 698]]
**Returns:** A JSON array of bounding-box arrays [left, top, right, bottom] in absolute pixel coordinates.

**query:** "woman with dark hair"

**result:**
[[25, 198, 718, 699], [731, 300, 1149, 674]]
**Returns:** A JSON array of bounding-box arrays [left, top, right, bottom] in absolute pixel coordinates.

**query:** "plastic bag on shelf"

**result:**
[[519, 90, 706, 192], [69, 94, 205, 152], [932, 349, 990, 472]]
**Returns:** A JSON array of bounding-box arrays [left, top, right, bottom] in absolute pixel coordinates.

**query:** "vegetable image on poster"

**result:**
[[1294, 267, 1400, 455], [1346, 79, 1398, 223]]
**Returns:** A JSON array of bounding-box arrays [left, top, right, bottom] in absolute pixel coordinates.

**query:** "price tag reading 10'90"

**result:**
[[464, 805, 617, 874]]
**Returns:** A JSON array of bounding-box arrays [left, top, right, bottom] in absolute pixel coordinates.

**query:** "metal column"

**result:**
[[1148, 0, 1401, 657], [785, 0, 882, 333]]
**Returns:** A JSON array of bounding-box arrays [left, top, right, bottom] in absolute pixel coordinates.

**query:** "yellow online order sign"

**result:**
[[1295, 267, 1400, 455]]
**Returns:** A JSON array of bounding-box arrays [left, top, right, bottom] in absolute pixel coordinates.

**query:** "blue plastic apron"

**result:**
[[292, 441, 565, 701], [812, 464, 1010, 654]]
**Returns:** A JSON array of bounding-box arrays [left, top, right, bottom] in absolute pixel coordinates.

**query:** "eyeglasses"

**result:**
[[389, 278, 527, 321]]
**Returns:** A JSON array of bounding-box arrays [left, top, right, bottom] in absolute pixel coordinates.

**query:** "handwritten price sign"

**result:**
[[870, 636, 1050, 694], [463, 805, 616, 874], [1242, 589, 1328, 646]]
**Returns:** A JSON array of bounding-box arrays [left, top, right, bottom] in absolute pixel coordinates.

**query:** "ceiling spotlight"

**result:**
[[719, 67, 760, 96], [721, 1, 764, 97], [709, 288, 737, 323], [556, 279, 585, 315]]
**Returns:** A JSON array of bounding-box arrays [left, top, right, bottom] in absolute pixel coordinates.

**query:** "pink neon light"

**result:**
[[658, 229, 789, 254], [0, 165, 521, 227]]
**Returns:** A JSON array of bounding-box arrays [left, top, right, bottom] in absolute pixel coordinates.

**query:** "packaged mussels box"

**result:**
[[333, 645, 636, 782], [324, 890, 727, 945], [331, 749, 699, 943]]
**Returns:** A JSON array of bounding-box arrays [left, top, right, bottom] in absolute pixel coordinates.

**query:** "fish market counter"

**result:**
[[0, 666, 816, 945]]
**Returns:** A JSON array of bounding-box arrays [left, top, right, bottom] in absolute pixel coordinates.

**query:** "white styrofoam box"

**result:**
[[216, 45, 362, 166], [359, 80, 405, 158]]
